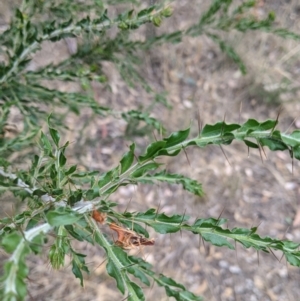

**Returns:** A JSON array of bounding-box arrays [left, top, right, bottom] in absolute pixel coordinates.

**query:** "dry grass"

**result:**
[[1, 1, 300, 300]]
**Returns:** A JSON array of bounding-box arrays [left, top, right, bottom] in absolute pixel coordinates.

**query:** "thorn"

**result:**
[[291, 148, 294, 175], [216, 206, 225, 226], [219, 145, 231, 166], [197, 107, 202, 135], [283, 226, 290, 239], [179, 209, 186, 238], [133, 151, 139, 162], [220, 113, 227, 137], [223, 112, 227, 124], [247, 145, 250, 158], [201, 235, 209, 256], [268, 247, 280, 262], [279, 252, 284, 263], [169, 233, 173, 251], [234, 240, 239, 265], [182, 146, 191, 167], [261, 144, 267, 160], [155, 200, 161, 220], [257, 140, 264, 164], [271, 105, 283, 134], [124, 197, 132, 213], [239, 101, 243, 124], [257, 250, 260, 266], [92, 258, 108, 273], [149, 278, 156, 295], [285, 116, 297, 134], [179, 209, 186, 226], [153, 131, 158, 142]]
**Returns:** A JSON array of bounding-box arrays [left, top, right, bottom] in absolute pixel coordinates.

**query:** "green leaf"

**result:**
[[130, 162, 161, 178], [158, 274, 185, 290], [293, 146, 300, 160], [133, 209, 190, 234], [128, 281, 145, 301], [137, 6, 156, 18], [201, 121, 240, 138], [65, 164, 77, 176], [281, 130, 300, 148], [72, 253, 89, 286], [122, 110, 164, 132], [165, 286, 203, 301], [40, 131, 52, 153], [285, 253, 300, 267], [85, 188, 100, 200], [259, 136, 287, 151], [106, 258, 126, 294], [49, 127, 60, 147], [120, 144, 135, 174], [46, 208, 82, 226], [207, 33, 247, 74], [1, 232, 22, 253], [127, 266, 150, 287], [244, 139, 259, 148], [155, 274, 203, 301], [98, 168, 118, 188], [138, 141, 166, 162], [139, 171, 203, 196], [164, 128, 190, 148], [59, 151, 67, 167], [201, 232, 234, 249], [65, 222, 94, 244]]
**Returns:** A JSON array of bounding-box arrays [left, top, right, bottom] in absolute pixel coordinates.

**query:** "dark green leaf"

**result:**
[[1, 232, 22, 253], [65, 165, 77, 176], [106, 259, 125, 294], [281, 130, 300, 148], [40, 131, 52, 153], [59, 151, 67, 167], [285, 253, 300, 267], [244, 139, 259, 148], [130, 162, 161, 178], [164, 128, 190, 148], [201, 232, 234, 249], [46, 208, 81, 226], [98, 168, 118, 188], [137, 6, 156, 18], [259, 136, 287, 151], [120, 144, 135, 174], [49, 127, 60, 147], [128, 281, 145, 301], [139, 171, 203, 196], [138, 141, 166, 162], [127, 266, 150, 287]]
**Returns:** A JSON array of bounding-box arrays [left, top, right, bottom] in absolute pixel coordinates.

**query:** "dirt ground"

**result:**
[[1, 1, 300, 300]]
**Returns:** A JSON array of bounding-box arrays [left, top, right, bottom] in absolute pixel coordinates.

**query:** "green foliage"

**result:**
[[2, 117, 300, 300], [1, 1, 300, 301]]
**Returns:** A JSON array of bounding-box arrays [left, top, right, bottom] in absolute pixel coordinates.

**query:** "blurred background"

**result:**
[[1, 0, 300, 300]]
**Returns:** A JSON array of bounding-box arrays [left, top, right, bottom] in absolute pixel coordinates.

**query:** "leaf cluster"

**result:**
[[1, 1, 300, 301], [1, 116, 300, 300]]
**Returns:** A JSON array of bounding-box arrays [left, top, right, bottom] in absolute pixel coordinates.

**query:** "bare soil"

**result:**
[[1, 1, 300, 300]]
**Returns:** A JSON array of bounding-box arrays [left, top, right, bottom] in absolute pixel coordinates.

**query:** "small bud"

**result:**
[[118, 21, 128, 30], [268, 11, 275, 21], [49, 244, 65, 269], [152, 16, 162, 27], [162, 6, 173, 18]]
